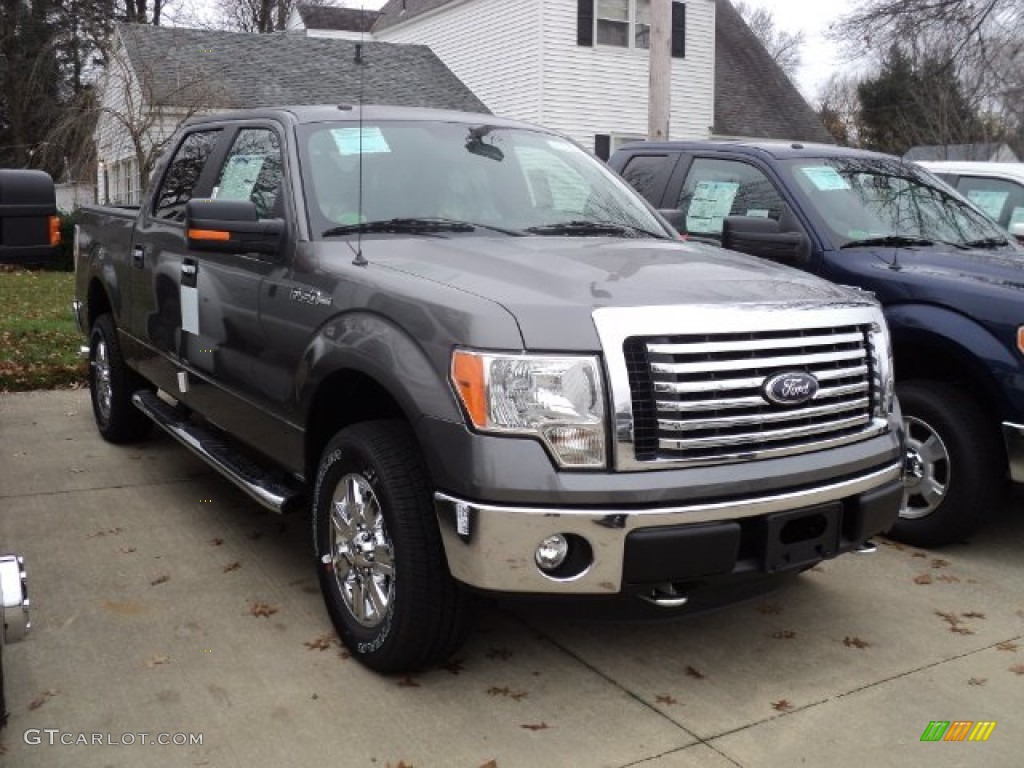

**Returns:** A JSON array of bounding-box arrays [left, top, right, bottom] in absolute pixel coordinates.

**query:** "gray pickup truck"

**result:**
[[74, 106, 903, 673]]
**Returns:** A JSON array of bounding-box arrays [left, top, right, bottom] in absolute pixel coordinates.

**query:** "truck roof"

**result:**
[[617, 139, 898, 163], [182, 104, 541, 131]]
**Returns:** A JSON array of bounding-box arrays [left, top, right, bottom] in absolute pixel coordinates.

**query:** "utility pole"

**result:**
[[648, 0, 672, 140]]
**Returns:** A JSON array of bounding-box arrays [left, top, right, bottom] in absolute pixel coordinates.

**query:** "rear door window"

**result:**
[[677, 158, 785, 238]]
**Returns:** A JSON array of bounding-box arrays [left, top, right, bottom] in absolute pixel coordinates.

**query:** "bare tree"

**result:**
[[817, 72, 864, 147], [832, 0, 1023, 142], [733, 1, 805, 80]]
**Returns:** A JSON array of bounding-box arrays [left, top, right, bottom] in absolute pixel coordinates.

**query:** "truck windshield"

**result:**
[[782, 157, 1010, 249], [299, 121, 669, 239]]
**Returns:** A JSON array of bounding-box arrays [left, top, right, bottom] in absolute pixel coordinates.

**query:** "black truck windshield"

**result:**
[[299, 121, 669, 239], [783, 157, 1009, 249]]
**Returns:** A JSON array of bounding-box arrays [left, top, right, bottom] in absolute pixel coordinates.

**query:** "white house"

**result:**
[[290, 0, 831, 157]]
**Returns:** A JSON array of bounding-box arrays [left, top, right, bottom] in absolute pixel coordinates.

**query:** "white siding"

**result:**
[[375, 0, 715, 151], [375, 0, 543, 124], [539, 0, 716, 148]]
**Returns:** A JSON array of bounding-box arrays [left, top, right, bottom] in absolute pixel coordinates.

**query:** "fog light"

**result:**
[[535, 534, 569, 572]]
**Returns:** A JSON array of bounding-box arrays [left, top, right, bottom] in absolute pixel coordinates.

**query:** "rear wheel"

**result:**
[[312, 421, 471, 673], [88, 313, 152, 443], [889, 380, 1004, 547]]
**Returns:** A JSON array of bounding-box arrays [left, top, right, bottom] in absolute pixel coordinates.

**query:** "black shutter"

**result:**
[[578, 0, 594, 47], [594, 134, 611, 161], [671, 2, 686, 58]]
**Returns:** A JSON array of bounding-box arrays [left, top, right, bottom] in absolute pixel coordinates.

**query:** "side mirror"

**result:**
[[658, 208, 686, 232], [0, 169, 60, 266], [722, 216, 809, 265], [185, 199, 284, 257], [1010, 221, 1024, 245]]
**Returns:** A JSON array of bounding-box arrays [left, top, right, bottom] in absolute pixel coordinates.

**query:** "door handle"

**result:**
[[131, 245, 145, 268]]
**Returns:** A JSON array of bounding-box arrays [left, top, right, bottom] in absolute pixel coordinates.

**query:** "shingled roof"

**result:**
[[294, 4, 380, 33], [114, 23, 489, 114], [373, 0, 452, 32], [713, 0, 830, 142]]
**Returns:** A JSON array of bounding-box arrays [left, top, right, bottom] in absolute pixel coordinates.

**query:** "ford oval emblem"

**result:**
[[762, 371, 819, 406]]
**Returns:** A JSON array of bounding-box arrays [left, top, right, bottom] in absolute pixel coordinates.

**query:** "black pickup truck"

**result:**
[[609, 141, 1024, 546], [74, 107, 903, 672]]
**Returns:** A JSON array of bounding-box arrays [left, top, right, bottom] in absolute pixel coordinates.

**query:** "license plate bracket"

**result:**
[[761, 502, 841, 573]]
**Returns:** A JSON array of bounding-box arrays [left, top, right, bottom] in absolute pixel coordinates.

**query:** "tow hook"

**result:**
[[638, 583, 689, 608], [855, 541, 878, 554]]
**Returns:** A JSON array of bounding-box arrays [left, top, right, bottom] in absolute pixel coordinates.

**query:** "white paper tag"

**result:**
[[181, 284, 199, 336]]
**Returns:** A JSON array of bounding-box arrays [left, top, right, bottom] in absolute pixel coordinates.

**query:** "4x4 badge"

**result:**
[[762, 371, 818, 405]]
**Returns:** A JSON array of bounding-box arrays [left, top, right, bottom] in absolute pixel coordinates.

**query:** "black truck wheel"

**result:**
[[88, 314, 152, 443], [312, 421, 470, 673], [889, 380, 1004, 547]]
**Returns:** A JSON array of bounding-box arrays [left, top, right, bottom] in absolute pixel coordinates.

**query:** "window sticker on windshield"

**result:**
[[1010, 207, 1024, 227], [215, 154, 265, 201], [331, 127, 390, 156], [686, 180, 739, 234], [746, 209, 770, 218], [800, 166, 851, 191], [966, 189, 1009, 219]]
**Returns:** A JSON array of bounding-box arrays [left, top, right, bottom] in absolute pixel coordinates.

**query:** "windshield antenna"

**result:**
[[352, 16, 368, 267]]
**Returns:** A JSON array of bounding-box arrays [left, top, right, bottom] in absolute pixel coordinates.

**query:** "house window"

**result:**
[[596, 0, 649, 49], [580, 1, 685, 56]]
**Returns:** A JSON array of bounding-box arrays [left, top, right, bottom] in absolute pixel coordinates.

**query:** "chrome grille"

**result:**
[[625, 325, 877, 463]]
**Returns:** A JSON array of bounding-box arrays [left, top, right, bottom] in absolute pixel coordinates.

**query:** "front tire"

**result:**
[[889, 380, 1004, 547], [312, 421, 470, 673], [88, 313, 152, 443]]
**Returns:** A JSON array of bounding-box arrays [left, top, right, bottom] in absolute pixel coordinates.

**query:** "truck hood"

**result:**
[[852, 244, 1024, 295], [361, 235, 867, 348]]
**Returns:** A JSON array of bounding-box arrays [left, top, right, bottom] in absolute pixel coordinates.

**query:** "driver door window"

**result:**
[[212, 128, 284, 218], [678, 158, 785, 239]]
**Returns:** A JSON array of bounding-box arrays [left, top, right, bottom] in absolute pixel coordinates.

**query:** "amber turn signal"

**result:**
[[451, 350, 487, 428], [49, 215, 61, 246], [187, 229, 230, 241]]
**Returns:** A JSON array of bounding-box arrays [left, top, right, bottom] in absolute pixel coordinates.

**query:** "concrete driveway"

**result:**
[[1, 389, 1022, 767]]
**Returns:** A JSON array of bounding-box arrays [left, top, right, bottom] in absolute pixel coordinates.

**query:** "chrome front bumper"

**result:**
[[1003, 422, 1024, 483], [434, 463, 902, 595]]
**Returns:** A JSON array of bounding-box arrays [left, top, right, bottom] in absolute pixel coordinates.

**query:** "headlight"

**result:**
[[868, 320, 895, 416], [451, 350, 606, 468]]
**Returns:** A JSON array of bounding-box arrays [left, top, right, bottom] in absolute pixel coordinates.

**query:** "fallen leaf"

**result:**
[[144, 655, 170, 668], [914, 574, 934, 585], [222, 561, 241, 573], [478, 761, 498, 768], [338, 649, 351, 660], [951, 626, 976, 635], [88, 527, 124, 538], [210, 538, 224, 546], [486, 648, 513, 661], [936, 574, 961, 583], [150, 574, 170, 586], [880, 538, 906, 551], [771, 699, 792, 711], [968, 677, 987, 686], [757, 603, 783, 615], [655, 694, 678, 705], [1010, 664, 1024, 676], [386, 762, 413, 768], [442, 658, 466, 675], [27, 689, 60, 710], [843, 636, 871, 649], [520, 722, 549, 731], [249, 601, 278, 618], [304, 633, 334, 651], [119, 546, 136, 554], [311, 693, 319, 700], [771, 630, 797, 640], [487, 686, 511, 697], [70, 467, 85, 473], [930, 558, 950, 569], [911, 551, 927, 558], [935, 611, 959, 626], [963, 611, 985, 619], [397, 675, 421, 688], [996, 641, 1019, 652], [685, 665, 705, 679]]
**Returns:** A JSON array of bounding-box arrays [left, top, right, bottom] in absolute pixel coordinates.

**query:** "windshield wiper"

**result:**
[[962, 236, 1009, 249], [322, 217, 477, 237], [525, 220, 664, 238], [840, 235, 935, 249]]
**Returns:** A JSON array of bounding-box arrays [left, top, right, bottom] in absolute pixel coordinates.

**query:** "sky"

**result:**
[[344, 0, 858, 103]]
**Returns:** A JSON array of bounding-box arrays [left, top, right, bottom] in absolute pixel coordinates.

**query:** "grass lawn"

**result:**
[[0, 269, 86, 392]]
